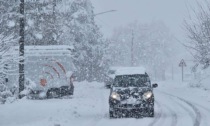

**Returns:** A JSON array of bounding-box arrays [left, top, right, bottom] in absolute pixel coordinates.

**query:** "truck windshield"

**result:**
[[113, 74, 150, 87]]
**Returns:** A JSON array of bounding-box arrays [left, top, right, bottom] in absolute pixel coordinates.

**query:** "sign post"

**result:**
[[179, 59, 187, 82]]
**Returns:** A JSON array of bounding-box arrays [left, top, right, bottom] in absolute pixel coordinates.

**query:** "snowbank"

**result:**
[[189, 67, 210, 90]]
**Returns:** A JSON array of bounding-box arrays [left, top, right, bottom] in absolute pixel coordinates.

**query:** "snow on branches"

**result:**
[[184, 0, 210, 70]]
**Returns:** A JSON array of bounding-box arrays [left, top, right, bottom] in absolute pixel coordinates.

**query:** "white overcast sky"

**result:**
[[91, 0, 200, 68], [91, 0, 196, 41]]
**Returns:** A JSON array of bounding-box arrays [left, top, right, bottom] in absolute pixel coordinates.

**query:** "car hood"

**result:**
[[112, 87, 152, 104]]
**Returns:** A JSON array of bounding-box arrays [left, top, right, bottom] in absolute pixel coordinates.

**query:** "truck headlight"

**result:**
[[111, 92, 121, 101], [143, 91, 153, 100], [39, 92, 46, 98]]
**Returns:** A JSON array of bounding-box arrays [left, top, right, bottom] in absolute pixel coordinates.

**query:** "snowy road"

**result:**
[[0, 81, 210, 126]]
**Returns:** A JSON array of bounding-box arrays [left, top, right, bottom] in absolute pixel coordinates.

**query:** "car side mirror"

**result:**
[[110, 84, 113, 88], [152, 83, 158, 88]]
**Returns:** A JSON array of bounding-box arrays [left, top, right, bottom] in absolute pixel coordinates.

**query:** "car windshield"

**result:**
[[113, 74, 150, 87]]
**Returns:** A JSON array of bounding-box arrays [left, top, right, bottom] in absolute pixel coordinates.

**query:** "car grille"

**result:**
[[116, 104, 146, 108]]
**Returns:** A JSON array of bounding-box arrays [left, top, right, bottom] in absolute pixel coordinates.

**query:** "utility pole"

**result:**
[[172, 64, 174, 80], [53, 0, 56, 21], [182, 65, 184, 81], [52, 0, 57, 45], [131, 30, 134, 66], [19, 0, 25, 98], [94, 10, 117, 17]]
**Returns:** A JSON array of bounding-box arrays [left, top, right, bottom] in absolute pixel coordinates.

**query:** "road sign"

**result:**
[[179, 59, 187, 67]]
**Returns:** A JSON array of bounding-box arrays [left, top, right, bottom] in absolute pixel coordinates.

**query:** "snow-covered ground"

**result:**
[[0, 80, 210, 126]]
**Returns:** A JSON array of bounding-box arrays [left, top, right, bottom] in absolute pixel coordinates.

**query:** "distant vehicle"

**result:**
[[5, 45, 76, 99], [109, 67, 158, 118]]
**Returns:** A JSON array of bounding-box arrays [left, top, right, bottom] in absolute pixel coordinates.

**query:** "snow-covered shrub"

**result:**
[[189, 67, 210, 90], [184, 1, 210, 71], [0, 83, 15, 104], [20, 78, 36, 97]]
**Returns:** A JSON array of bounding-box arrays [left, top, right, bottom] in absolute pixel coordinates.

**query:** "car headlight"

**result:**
[[111, 92, 121, 101], [143, 91, 153, 100]]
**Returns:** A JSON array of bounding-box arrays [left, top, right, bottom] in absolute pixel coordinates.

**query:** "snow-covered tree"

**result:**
[[184, 0, 210, 88], [184, 0, 210, 70], [0, 0, 19, 104], [25, 0, 62, 45], [58, 0, 110, 81]]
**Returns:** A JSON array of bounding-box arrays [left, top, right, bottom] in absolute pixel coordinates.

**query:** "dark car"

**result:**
[[109, 72, 158, 118]]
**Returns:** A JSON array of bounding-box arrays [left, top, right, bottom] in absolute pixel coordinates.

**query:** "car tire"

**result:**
[[109, 110, 114, 118], [148, 108, 154, 117], [109, 107, 117, 118]]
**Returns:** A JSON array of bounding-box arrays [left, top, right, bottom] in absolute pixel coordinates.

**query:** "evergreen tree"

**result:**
[[25, 0, 61, 45], [60, 0, 109, 81]]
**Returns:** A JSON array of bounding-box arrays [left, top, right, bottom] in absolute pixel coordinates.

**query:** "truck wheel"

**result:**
[[109, 110, 114, 118], [47, 89, 59, 99]]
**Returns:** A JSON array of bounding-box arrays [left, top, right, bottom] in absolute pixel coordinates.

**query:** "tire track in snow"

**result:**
[[154, 93, 178, 126], [159, 91, 201, 126], [194, 104, 210, 126], [182, 101, 210, 126], [177, 98, 201, 126], [162, 94, 195, 126], [174, 101, 195, 123], [79, 85, 107, 126], [164, 105, 178, 126], [194, 103, 210, 113], [148, 101, 162, 126], [92, 86, 110, 126]]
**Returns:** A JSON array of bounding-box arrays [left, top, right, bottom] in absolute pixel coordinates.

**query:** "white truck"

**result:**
[[5, 45, 75, 99]]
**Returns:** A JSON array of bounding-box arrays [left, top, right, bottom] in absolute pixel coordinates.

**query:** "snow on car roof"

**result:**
[[115, 67, 146, 76]]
